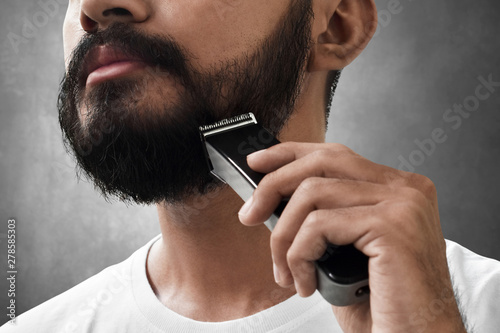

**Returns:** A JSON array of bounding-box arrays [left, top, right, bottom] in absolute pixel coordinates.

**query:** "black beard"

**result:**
[[58, 0, 314, 205]]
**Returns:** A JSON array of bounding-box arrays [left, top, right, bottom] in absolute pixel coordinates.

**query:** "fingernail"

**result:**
[[247, 149, 267, 161], [273, 263, 281, 283], [238, 196, 253, 218]]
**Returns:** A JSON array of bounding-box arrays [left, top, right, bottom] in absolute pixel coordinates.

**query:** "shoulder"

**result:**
[[0, 240, 149, 333], [445, 240, 500, 331], [446, 239, 500, 283]]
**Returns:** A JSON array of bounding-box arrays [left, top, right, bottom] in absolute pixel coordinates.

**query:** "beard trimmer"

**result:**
[[199, 113, 369, 306]]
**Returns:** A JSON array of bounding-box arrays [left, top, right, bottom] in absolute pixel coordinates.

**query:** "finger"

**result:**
[[271, 178, 394, 287], [248, 142, 401, 185], [247, 142, 352, 174], [249, 142, 426, 193], [240, 147, 399, 225], [286, 207, 377, 297]]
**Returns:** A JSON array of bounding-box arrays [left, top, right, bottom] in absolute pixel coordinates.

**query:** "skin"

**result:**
[[63, 0, 468, 331]]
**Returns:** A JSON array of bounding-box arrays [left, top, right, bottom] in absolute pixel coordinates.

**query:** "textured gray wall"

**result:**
[[0, 0, 499, 324], [328, 0, 500, 263]]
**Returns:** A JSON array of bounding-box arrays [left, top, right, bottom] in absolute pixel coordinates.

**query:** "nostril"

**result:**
[[81, 13, 98, 33], [103, 8, 132, 17]]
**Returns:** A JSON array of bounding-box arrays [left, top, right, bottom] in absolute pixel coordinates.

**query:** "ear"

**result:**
[[308, 0, 377, 71]]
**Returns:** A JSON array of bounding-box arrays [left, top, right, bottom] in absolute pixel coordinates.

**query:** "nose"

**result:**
[[80, 0, 150, 32]]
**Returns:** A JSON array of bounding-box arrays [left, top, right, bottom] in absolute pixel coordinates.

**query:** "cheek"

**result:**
[[62, 5, 84, 69], [150, 1, 287, 70]]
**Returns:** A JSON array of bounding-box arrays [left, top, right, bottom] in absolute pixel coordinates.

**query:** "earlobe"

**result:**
[[308, 0, 377, 72]]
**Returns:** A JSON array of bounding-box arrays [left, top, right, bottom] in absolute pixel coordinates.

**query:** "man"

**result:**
[[2, 0, 499, 332]]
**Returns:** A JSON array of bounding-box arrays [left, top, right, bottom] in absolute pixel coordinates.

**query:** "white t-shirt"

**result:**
[[1, 236, 499, 332]]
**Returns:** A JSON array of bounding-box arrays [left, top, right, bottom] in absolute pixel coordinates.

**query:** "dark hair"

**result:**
[[324, 69, 342, 129]]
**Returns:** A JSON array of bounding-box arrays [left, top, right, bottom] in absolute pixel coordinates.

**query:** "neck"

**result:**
[[147, 186, 296, 321], [146, 71, 328, 321]]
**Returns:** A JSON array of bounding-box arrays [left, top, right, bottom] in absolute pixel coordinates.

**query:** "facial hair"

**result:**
[[58, 0, 314, 205]]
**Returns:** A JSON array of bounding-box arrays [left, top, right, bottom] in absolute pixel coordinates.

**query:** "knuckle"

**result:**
[[303, 210, 324, 229], [288, 254, 314, 280], [405, 173, 437, 197], [310, 149, 329, 160], [311, 241, 327, 260], [255, 171, 279, 195], [296, 177, 322, 195], [302, 210, 323, 234], [287, 250, 311, 279], [418, 175, 437, 199], [308, 150, 335, 178], [270, 231, 290, 255], [286, 249, 301, 270], [308, 150, 325, 166], [400, 171, 420, 186], [382, 169, 410, 186], [326, 143, 353, 154], [367, 208, 390, 234]]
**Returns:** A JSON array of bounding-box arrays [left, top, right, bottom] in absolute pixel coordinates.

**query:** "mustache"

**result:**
[[65, 22, 191, 89]]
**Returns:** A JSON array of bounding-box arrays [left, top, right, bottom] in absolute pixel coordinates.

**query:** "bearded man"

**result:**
[[3, 0, 500, 332]]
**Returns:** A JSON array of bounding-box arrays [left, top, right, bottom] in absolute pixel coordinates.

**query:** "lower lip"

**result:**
[[86, 61, 148, 87]]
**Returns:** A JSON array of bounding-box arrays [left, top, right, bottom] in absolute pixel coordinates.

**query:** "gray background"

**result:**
[[0, 0, 499, 324]]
